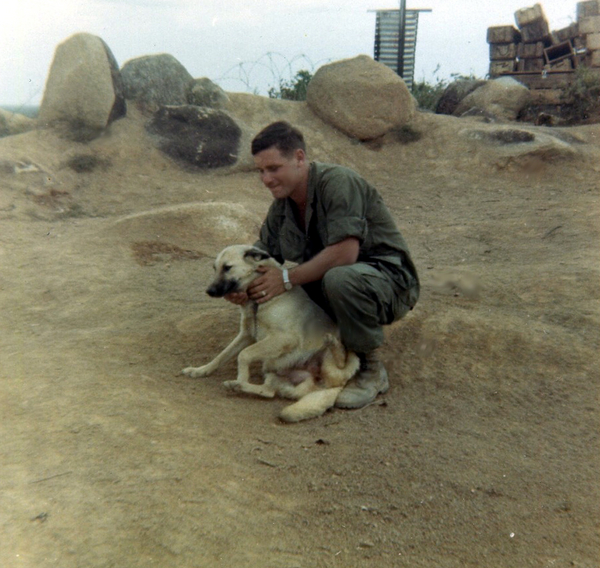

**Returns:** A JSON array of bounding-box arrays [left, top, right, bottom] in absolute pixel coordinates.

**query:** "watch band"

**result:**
[[282, 268, 293, 291]]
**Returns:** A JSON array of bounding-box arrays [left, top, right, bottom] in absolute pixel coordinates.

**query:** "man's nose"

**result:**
[[261, 171, 272, 185]]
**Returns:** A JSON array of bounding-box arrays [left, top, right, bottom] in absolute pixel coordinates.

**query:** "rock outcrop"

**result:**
[[306, 55, 415, 140], [39, 33, 126, 141], [187, 78, 229, 109], [121, 54, 193, 113], [454, 77, 532, 121], [146, 105, 242, 169], [435, 79, 488, 115], [0, 109, 37, 138]]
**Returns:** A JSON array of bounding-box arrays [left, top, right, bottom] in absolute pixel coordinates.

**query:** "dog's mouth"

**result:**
[[206, 279, 239, 298]]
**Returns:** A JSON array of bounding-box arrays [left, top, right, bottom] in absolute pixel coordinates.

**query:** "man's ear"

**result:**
[[243, 247, 271, 263], [294, 148, 306, 165]]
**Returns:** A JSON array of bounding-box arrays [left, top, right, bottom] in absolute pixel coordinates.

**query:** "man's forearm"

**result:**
[[289, 238, 359, 286]]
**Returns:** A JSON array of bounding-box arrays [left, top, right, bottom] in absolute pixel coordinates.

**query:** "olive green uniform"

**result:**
[[256, 162, 419, 353]]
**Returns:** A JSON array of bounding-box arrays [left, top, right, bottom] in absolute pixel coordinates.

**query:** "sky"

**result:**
[[1, 0, 579, 106]]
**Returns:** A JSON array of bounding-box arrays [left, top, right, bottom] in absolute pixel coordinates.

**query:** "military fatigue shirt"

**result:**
[[256, 161, 419, 303]]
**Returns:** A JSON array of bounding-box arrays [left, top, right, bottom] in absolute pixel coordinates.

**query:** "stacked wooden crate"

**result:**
[[487, 25, 521, 77], [578, 0, 600, 67], [487, 1, 600, 79]]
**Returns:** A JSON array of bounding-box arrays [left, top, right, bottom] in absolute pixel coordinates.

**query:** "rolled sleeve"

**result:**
[[326, 216, 367, 246], [319, 172, 368, 246]]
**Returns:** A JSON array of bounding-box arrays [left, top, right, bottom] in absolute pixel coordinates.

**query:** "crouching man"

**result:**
[[227, 121, 420, 409]]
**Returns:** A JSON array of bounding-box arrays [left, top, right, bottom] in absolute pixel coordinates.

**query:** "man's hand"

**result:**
[[224, 291, 248, 305], [247, 266, 285, 304]]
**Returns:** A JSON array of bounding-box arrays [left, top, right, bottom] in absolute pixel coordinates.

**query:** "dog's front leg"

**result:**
[[182, 310, 253, 378]]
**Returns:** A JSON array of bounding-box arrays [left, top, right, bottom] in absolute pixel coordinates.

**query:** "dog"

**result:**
[[182, 245, 360, 422]]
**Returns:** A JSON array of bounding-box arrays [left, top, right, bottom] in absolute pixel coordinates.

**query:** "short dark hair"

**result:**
[[251, 121, 306, 156]]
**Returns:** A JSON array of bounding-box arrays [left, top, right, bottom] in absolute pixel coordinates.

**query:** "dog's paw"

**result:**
[[182, 366, 211, 378], [223, 380, 242, 392]]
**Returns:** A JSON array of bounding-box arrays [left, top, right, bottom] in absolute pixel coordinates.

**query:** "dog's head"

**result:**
[[206, 245, 278, 297]]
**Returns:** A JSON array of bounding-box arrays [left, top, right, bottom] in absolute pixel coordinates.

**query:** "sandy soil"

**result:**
[[0, 99, 599, 568]]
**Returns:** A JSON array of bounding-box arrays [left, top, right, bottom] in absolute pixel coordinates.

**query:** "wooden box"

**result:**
[[487, 25, 522, 44], [544, 41, 574, 64], [588, 50, 600, 66], [551, 23, 579, 43], [489, 60, 516, 76], [577, 0, 600, 20], [579, 16, 600, 34], [587, 32, 600, 50], [517, 58, 545, 72], [517, 41, 545, 59], [520, 20, 551, 42], [490, 43, 518, 60], [515, 3, 546, 27], [573, 36, 587, 51], [549, 59, 574, 71]]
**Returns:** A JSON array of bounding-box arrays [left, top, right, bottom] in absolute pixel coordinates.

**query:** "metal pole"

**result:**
[[397, 0, 406, 78]]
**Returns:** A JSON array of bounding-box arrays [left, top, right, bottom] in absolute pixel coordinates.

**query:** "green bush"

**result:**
[[268, 70, 313, 101], [411, 78, 448, 111], [561, 66, 600, 122], [411, 70, 484, 112]]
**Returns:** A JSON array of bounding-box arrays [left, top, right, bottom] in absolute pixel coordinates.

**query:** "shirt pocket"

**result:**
[[280, 220, 306, 263]]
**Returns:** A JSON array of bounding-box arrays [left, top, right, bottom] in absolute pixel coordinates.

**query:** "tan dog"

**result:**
[[182, 245, 360, 422]]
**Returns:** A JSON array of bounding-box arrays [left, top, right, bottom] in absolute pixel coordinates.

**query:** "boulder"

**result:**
[[146, 105, 242, 169], [435, 79, 487, 115], [306, 55, 415, 140], [39, 33, 126, 141], [454, 77, 532, 121], [187, 78, 229, 109], [0, 108, 36, 137], [121, 54, 193, 113]]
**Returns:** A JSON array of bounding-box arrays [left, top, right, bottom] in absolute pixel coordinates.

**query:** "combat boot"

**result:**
[[335, 351, 389, 409]]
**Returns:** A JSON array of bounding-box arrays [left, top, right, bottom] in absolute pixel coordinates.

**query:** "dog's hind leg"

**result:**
[[320, 343, 361, 389], [224, 372, 277, 398], [279, 387, 343, 423]]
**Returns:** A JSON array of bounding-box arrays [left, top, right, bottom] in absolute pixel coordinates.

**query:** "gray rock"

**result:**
[[0, 108, 36, 138], [146, 105, 242, 169], [435, 79, 487, 115], [454, 77, 532, 122], [39, 33, 126, 141], [121, 54, 193, 113], [187, 78, 229, 109], [306, 55, 415, 140]]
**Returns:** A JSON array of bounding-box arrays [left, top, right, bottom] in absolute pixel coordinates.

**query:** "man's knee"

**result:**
[[322, 266, 357, 302]]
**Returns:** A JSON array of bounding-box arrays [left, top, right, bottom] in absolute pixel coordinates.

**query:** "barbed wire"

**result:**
[[216, 52, 331, 95]]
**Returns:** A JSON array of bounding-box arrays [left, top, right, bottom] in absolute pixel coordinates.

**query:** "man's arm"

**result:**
[[247, 237, 359, 303]]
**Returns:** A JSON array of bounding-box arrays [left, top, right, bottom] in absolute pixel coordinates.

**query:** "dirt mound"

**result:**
[[111, 202, 262, 258]]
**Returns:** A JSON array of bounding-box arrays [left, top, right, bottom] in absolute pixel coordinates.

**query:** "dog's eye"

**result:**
[[222, 264, 232, 273]]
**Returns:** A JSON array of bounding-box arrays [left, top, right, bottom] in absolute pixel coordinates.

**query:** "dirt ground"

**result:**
[[0, 99, 599, 568]]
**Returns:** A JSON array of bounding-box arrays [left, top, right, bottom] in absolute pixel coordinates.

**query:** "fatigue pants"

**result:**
[[303, 262, 418, 353]]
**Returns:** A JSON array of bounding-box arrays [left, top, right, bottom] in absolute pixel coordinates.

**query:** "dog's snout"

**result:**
[[206, 285, 219, 297], [206, 279, 237, 298]]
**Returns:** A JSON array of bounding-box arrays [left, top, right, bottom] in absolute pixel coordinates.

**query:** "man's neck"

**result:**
[[290, 163, 310, 208]]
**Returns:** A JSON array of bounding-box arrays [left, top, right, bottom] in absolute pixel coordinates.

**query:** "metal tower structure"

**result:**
[[372, 4, 431, 90]]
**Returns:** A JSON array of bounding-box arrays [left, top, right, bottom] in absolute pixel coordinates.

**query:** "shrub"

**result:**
[[561, 66, 600, 122], [268, 69, 313, 101]]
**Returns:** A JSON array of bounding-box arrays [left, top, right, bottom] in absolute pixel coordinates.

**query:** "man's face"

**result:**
[[253, 146, 306, 201]]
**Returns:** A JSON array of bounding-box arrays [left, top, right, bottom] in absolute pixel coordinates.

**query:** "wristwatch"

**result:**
[[282, 268, 293, 291]]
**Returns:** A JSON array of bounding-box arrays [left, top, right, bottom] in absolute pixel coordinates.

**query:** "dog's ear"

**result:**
[[243, 247, 271, 263]]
